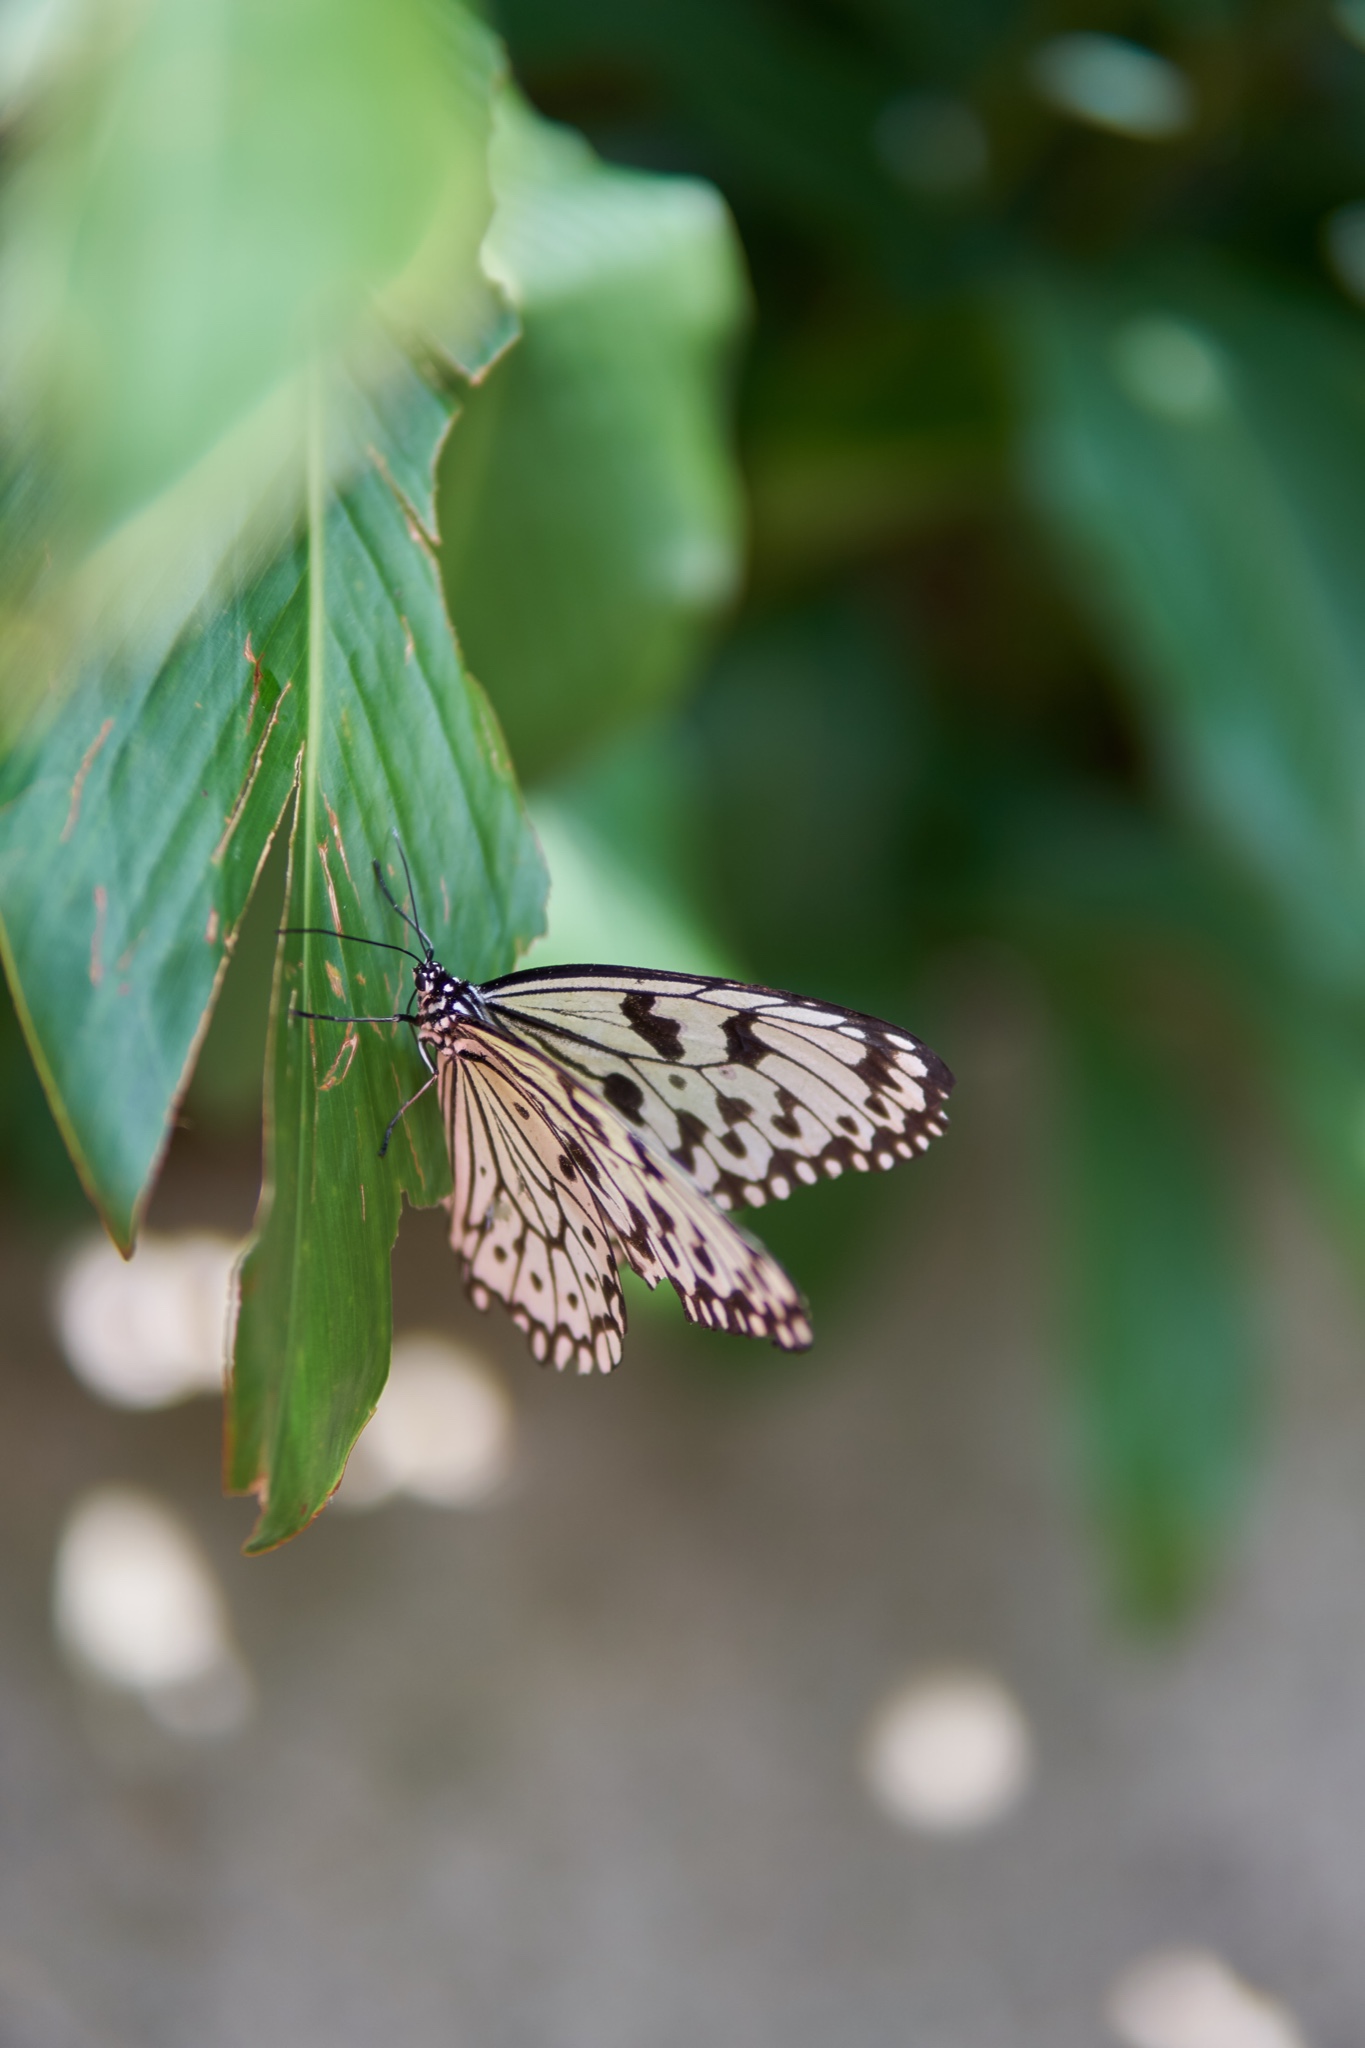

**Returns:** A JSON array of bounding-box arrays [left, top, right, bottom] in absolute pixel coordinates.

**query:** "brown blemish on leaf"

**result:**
[[317, 1026, 359, 1091], [89, 885, 107, 985], [62, 718, 115, 842], [324, 799, 356, 892], [325, 960, 344, 1001], [244, 637, 262, 730], [205, 907, 220, 945], [213, 682, 291, 865], [317, 839, 345, 935]]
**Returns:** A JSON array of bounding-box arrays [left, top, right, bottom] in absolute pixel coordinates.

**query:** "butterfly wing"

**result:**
[[441, 1020, 813, 1372], [443, 1039, 628, 1373], [478, 965, 953, 1212]]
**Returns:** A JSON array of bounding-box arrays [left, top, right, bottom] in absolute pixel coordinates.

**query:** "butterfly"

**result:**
[[292, 852, 954, 1374]]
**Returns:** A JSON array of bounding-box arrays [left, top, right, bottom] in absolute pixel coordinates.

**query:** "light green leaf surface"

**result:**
[[0, 0, 500, 537], [440, 99, 748, 782], [1017, 261, 1365, 996], [1054, 996, 1255, 1619]]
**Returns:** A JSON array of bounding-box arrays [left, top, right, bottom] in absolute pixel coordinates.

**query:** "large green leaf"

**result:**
[[439, 98, 748, 783], [0, 339, 533, 1245], [1052, 989, 1256, 1620], [0, 342, 545, 1550], [230, 362, 545, 1551], [1015, 259, 1365, 997]]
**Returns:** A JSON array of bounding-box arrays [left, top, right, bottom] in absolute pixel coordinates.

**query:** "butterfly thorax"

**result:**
[[412, 958, 492, 1043]]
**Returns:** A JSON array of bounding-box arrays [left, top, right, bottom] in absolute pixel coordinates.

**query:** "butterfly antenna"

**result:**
[[279, 927, 423, 965], [392, 829, 436, 956], [373, 832, 435, 958]]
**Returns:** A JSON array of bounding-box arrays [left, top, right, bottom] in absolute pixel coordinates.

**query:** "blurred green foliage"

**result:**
[[4, 0, 1365, 1601], [480, 0, 1365, 1615]]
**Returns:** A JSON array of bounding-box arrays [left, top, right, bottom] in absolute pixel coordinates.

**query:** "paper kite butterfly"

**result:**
[[292, 851, 954, 1375]]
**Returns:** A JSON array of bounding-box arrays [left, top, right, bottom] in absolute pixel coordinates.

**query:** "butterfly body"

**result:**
[[411, 960, 492, 1032]]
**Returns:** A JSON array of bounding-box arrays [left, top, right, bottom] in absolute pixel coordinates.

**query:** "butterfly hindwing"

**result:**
[[440, 1020, 813, 1371], [478, 966, 953, 1212], [443, 1044, 628, 1373]]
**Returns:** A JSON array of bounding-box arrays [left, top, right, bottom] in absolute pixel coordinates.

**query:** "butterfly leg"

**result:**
[[378, 1070, 439, 1158], [291, 1006, 419, 1026]]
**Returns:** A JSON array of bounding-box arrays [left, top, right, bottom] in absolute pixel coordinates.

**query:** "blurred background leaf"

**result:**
[[470, 0, 1365, 1608], [439, 95, 747, 781], [1015, 260, 1365, 996], [1052, 988, 1256, 1623]]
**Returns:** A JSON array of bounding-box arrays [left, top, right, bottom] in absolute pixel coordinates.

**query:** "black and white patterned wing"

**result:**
[[479, 965, 953, 1212], [443, 1038, 629, 1373], [442, 1022, 812, 1372]]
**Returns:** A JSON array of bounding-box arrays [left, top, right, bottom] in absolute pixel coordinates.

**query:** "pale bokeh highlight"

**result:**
[[53, 1229, 238, 1409], [1107, 1948, 1309, 2048], [338, 1332, 515, 1510], [1110, 316, 1230, 424], [1030, 34, 1195, 141], [861, 1666, 1033, 1833], [53, 1485, 253, 1740]]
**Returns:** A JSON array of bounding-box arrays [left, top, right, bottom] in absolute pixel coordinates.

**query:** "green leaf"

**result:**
[[1053, 991, 1256, 1620], [0, 343, 545, 1546], [0, 553, 307, 1244], [1015, 258, 1365, 998], [229, 363, 545, 1551], [439, 98, 748, 783], [0, 0, 501, 536]]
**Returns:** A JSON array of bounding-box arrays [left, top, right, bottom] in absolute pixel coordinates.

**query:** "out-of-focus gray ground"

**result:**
[[1, 1015, 1362, 2048]]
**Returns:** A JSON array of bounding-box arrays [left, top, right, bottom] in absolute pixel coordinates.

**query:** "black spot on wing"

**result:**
[[621, 989, 684, 1060], [602, 1070, 646, 1124], [772, 1086, 803, 1140], [671, 1108, 708, 1174], [722, 1010, 767, 1067], [854, 1041, 898, 1094], [716, 1092, 752, 1126]]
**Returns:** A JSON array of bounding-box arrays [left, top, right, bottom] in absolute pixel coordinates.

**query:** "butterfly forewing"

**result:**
[[437, 1018, 814, 1371], [477, 966, 953, 1213]]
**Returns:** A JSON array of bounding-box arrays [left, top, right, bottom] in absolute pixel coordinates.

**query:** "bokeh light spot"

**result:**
[[1106, 1948, 1308, 2048], [861, 1667, 1033, 1833], [1322, 202, 1365, 306], [53, 1486, 252, 1740], [1332, 0, 1365, 53], [338, 1333, 514, 1510], [1030, 34, 1195, 140], [1110, 317, 1229, 422], [53, 1230, 239, 1409]]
